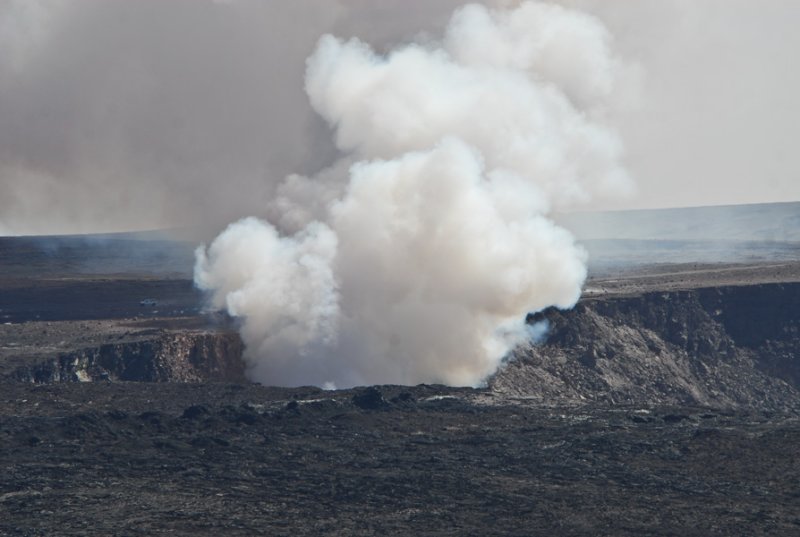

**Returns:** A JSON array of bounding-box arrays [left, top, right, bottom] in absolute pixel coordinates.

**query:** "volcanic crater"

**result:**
[[1, 232, 799, 536]]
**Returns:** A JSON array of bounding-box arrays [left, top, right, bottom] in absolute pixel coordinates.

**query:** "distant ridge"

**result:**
[[557, 201, 800, 242]]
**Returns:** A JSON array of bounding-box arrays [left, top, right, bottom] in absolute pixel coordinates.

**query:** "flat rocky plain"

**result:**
[[1, 233, 799, 536]]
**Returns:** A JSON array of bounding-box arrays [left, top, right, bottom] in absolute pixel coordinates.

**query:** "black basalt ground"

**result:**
[[1, 383, 800, 536], [1, 233, 800, 535]]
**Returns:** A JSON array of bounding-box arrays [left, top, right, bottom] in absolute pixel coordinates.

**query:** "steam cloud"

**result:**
[[195, 1, 634, 388]]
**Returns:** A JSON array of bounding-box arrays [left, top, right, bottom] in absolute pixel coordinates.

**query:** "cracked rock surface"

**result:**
[[2, 383, 800, 536]]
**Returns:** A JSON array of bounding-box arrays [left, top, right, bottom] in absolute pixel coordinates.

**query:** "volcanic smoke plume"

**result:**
[[195, 1, 634, 388]]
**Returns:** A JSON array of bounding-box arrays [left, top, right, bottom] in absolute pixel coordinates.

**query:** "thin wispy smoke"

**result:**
[[0, 0, 342, 236], [0, 0, 467, 236], [2, 1, 798, 237], [195, 1, 633, 388], [564, 0, 800, 209]]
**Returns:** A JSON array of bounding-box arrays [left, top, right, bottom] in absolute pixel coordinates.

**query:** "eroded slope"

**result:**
[[494, 281, 800, 411]]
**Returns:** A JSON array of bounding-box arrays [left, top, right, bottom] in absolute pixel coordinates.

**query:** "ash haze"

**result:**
[[1, 1, 798, 236]]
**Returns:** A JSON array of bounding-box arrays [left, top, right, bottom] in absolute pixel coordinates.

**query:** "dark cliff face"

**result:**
[[494, 282, 800, 411], [13, 331, 246, 384], [698, 284, 800, 387]]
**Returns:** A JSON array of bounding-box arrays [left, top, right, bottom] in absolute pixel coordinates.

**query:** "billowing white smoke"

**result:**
[[195, 1, 633, 388]]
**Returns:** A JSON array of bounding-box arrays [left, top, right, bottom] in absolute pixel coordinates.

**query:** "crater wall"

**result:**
[[11, 331, 245, 384], [493, 282, 800, 411]]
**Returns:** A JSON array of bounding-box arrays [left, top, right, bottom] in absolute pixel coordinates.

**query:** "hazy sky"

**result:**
[[1, 0, 798, 235], [570, 0, 800, 210]]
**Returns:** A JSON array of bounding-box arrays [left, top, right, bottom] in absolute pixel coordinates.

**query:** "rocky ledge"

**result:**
[[494, 282, 800, 411], [11, 330, 245, 384]]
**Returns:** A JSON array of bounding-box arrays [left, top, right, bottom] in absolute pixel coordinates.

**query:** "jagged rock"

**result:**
[[106, 409, 128, 420], [11, 331, 245, 383], [493, 282, 800, 412], [391, 391, 416, 406], [181, 405, 209, 420], [352, 387, 389, 410]]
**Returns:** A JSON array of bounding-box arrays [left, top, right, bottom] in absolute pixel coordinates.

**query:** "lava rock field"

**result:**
[[1, 235, 799, 535], [2, 383, 799, 536]]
